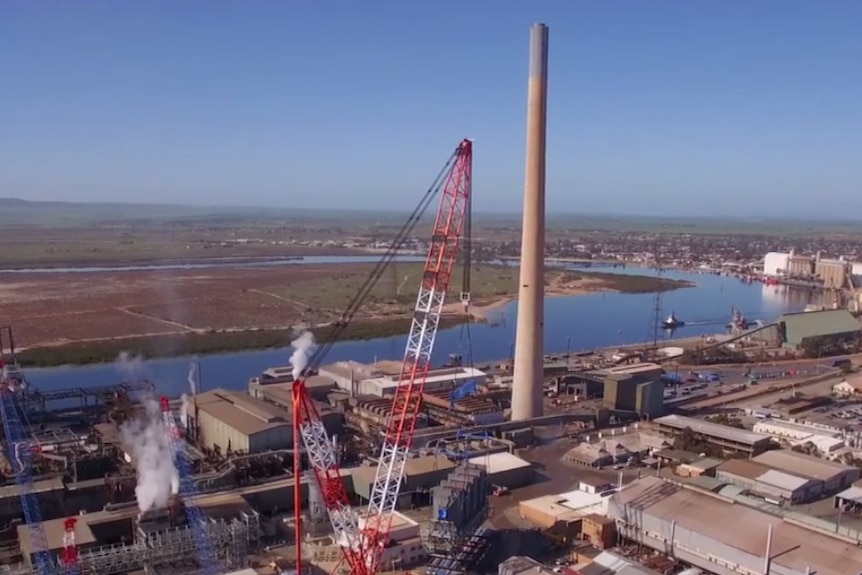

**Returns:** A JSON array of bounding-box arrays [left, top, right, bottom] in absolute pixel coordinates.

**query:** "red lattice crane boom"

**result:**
[[291, 139, 473, 575], [361, 140, 472, 574]]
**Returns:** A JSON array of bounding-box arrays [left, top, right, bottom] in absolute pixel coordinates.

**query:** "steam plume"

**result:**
[[290, 331, 316, 380], [179, 393, 189, 429], [115, 351, 144, 379], [187, 362, 197, 395], [120, 399, 179, 512]]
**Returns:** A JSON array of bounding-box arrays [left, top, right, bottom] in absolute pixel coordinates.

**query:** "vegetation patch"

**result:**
[[16, 317, 464, 368]]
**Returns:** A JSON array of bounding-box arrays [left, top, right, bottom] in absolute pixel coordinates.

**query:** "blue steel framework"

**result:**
[[0, 327, 58, 575], [160, 396, 222, 575]]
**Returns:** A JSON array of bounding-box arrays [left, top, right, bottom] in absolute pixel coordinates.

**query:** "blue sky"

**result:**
[[1, 1, 860, 217]]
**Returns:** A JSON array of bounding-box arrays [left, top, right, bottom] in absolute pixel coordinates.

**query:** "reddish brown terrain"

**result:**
[[0, 265, 358, 349]]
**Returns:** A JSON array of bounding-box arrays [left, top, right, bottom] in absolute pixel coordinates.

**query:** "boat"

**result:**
[[661, 312, 685, 329], [727, 306, 749, 331]]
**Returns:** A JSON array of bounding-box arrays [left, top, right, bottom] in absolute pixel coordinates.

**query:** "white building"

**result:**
[[354, 366, 486, 397], [763, 252, 790, 277], [753, 419, 845, 453], [834, 378, 862, 397]]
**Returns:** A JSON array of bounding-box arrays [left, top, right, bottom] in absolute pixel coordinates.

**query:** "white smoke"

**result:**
[[115, 351, 144, 379], [187, 362, 197, 395], [179, 362, 197, 429], [120, 399, 180, 513], [290, 331, 316, 380], [179, 393, 189, 429]]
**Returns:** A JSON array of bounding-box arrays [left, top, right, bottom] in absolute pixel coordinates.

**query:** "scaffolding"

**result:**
[[7, 510, 260, 575]]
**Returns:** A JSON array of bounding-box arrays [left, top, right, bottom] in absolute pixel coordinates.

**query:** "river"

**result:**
[[19, 262, 825, 397]]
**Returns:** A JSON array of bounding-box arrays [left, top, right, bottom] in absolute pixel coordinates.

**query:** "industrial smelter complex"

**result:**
[[4, 22, 862, 575]]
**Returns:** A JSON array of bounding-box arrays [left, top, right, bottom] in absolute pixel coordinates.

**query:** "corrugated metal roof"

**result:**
[[654, 414, 771, 446], [778, 309, 861, 342], [836, 485, 862, 503], [611, 476, 862, 575], [752, 449, 855, 482], [193, 389, 290, 437], [757, 469, 810, 491], [717, 458, 773, 480]]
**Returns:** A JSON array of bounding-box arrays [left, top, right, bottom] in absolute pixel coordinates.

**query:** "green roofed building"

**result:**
[[777, 309, 862, 351]]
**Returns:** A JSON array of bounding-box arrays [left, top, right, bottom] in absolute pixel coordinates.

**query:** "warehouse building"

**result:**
[[319, 360, 487, 397], [351, 455, 456, 503], [715, 459, 821, 503], [466, 452, 534, 489], [249, 368, 337, 402], [652, 414, 773, 455], [776, 309, 861, 350], [564, 432, 669, 468], [608, 475, 862, 575], [753, 418, 845, 453], [188, 389, 342, 454], [602, 375, 665, 418], [188, 390, 292, 454], [752, 449, 859, 493], [518, 488, 611, 530]]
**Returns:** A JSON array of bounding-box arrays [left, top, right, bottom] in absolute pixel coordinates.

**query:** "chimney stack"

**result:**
[[511, 23, 549, 421]]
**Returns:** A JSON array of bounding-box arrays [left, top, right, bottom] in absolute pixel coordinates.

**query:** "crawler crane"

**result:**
[[292, 139, 472, 575]]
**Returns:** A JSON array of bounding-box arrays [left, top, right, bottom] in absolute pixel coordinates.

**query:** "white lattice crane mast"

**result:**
[[361, 139, 472, 574]]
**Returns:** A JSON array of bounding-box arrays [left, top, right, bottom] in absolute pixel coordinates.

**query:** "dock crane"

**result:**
[[0, 326, 57, 575], [292, 139, 472, 575], [160, 396, 222, 575]]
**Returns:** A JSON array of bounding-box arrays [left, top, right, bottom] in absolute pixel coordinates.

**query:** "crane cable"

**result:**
[[300, 147, 460, 376]]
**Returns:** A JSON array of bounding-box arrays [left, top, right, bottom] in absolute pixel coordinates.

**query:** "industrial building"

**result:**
[[500, 552, 663, 575], [518, 487, 611, 530], [651, 414, 774, 455], [715, 449, 859, 504], [187, 389, 292, 454], [715, 459, 822, 503], [187, 388, 343, 454], [601, 374, 664, 418], [354, 510, 428, 569], [753, 418, 845, 453], [318, 360, 487, 398], [424, 463, 489, 554], [564, 431, 669, 468], [350, 455, 457, 503], [752, 449, 859, 492], [592, 362, 664, 380], [776, 309, 861, 350], [18, 492, 260, 574], [763, 250, 852, 289], [465, 452, 534, 489], [609, 475, 862, 575], [249, 366, 336, 402], [833, 375, 862, 396]]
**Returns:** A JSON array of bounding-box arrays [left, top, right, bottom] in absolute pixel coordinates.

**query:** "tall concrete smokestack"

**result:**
[[511, 23, 549, 421]]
